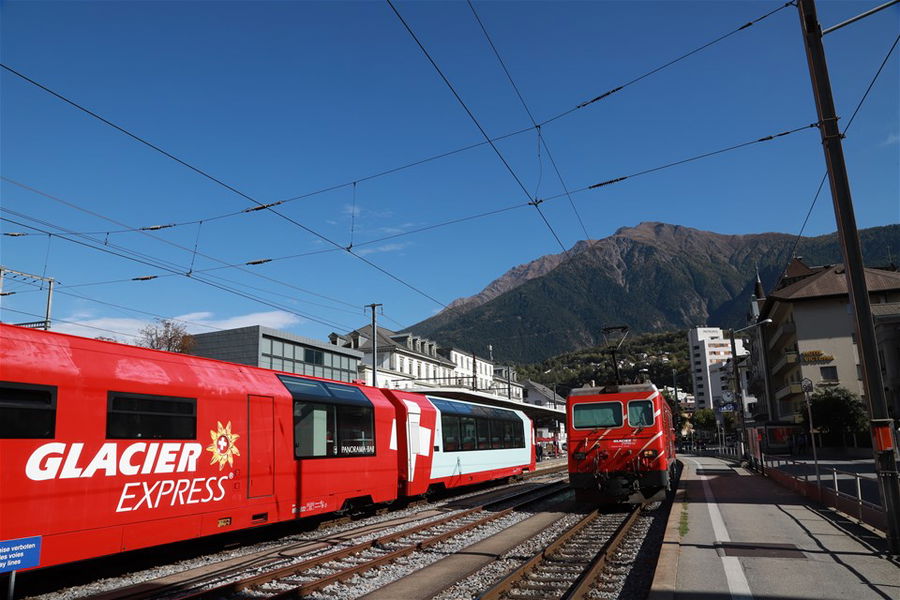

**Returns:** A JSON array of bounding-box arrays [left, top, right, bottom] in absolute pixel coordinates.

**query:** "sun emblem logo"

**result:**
[[207, 420, 240, 470]]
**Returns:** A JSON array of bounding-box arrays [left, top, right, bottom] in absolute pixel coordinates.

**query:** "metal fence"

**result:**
[[694, 446, 886, 532]]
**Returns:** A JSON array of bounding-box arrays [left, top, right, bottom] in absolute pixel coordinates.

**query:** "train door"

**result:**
[[406, 403, 422, 482], [248, 394, 275, 498]]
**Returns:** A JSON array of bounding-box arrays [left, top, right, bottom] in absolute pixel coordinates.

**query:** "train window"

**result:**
[[336, 405, 375, 456], [628, 400, 655, 427], [0, 382, 57, 439], [460, 417, 476, 450], [294, 401, 335, 457], [280, 375, 375, 459], [477, 419, 491, 450], [572, 402, 623, 429], [501, 420, 515, 448], [511, 421, 525, 448], [106, 392, 196, 439], [442, 414, 460, 451], [490, 419, 503, 449]]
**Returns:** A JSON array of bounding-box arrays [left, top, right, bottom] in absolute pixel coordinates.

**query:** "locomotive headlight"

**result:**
[[642, 449, 658, 458], [573, 452, 587, 460]]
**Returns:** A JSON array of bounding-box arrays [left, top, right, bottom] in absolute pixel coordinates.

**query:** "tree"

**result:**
[[800, 386, 869, 447], [691, 408, 717, 432], [722, 411, 736, 432], [138, 319, 195, 353]]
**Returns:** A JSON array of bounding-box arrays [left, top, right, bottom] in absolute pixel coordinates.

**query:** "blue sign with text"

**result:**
[[0, 536, 41, 573]]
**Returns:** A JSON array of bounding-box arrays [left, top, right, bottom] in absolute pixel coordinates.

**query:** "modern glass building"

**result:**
[[190, 325, 363, 383]]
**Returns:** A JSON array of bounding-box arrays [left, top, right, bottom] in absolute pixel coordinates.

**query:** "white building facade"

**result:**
[[688, 327, 747, 411]]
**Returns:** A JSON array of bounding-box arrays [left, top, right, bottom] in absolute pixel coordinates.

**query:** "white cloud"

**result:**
[[51, 310, 303, 343], [882, 132, 899, 146], [179, 310, 302, 331], [52, 317, 147, 342], [356, 242, 409, 256], [342, 204, 362, 218], [379, 222, 421, 235]]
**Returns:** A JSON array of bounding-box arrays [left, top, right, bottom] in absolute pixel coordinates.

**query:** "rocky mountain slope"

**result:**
[[409, 222, 899, 363]]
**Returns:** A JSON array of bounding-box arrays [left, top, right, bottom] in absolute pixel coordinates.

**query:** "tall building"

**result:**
[[688, 327, 747, 411]]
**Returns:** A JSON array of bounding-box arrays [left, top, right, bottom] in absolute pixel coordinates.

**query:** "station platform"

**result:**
[[650, 454, 899, 600]]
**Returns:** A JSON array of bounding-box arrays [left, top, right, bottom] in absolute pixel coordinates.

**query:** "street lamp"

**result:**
[[801, 377, 821, 487], [729, 318, 773, 459]]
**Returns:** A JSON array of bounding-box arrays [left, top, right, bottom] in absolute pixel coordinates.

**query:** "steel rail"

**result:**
[[177, 480, 568, 599], [99, 470, 567, 600], [476, 504, 641, 600], [477, 508, 602, 600], [563, 505, 642, 600]]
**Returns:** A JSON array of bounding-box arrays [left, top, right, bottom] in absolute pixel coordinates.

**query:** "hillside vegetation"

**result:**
[[516, 330, 692, 398], [409, 223, 899, 363]]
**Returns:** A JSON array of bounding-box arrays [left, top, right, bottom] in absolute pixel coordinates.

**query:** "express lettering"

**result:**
[[25, 442, 203, 481], [115, 474, 229, 512]]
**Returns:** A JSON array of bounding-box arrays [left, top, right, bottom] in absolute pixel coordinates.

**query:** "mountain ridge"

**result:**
[[408, 222, 899, 363]]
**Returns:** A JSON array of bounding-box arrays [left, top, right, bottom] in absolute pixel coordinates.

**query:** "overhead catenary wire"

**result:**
[[5, 277, 227, 334], [1, 176, 371, 313], [540, 0, 798, 127], [466, 0, 591, 242], [4, 119, 816, 294], [776, 32, 900, 282], [0, 2, 793, 241], [0, 306, 142, 340], [387, 0, 569, 254], [1, 215, 357, 331], [0, 68, 457, 314]]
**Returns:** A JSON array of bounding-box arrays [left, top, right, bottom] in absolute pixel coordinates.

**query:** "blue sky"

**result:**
[[2, 1, 898, 347]]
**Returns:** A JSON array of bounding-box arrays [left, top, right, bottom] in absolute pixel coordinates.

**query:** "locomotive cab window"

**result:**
[[0, 382, 57, 439], [573, 402, 623, 429], [279, 375, 375, 459], [628, 400, 655, 427], [107, 392, 196, 439]]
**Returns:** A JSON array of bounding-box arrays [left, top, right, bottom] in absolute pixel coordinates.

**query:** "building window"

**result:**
[[820, 366, 838, 382]]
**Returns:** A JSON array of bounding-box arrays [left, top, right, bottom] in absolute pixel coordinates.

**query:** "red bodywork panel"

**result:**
[[0, 325, 536, 569], [567, 385, 675, 490], [0, 325, 469, 569]]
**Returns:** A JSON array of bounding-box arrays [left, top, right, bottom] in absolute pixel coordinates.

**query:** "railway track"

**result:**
[[477, 504, 641, 600], [95, 472, 567, 600]]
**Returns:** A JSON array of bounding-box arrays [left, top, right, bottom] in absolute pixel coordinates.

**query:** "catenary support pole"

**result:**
[[797, 0, 900, 553], [365, 303, 382, 386]]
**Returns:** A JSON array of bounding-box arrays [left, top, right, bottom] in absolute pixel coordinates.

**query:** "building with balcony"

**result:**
[[756, 259, 900, 423]]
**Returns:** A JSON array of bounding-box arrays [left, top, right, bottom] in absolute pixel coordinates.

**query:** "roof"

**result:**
[[872, 302, 900, 319], [522, 379, 566, 405], [767, 265, 900, 302], [337, 324, 456, 366]]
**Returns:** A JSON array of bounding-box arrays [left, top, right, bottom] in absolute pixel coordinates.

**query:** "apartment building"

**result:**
[[688, 327, 747, 411], [756, 260, 900, 423]]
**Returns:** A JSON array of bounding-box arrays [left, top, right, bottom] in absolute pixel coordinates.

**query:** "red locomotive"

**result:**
[[566, 383, 676, 503], [0, 324, 535, 570]]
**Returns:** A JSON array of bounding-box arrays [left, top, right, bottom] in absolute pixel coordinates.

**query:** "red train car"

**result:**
[[0, 324, 533, 570], [566, 383, 676, 503]]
